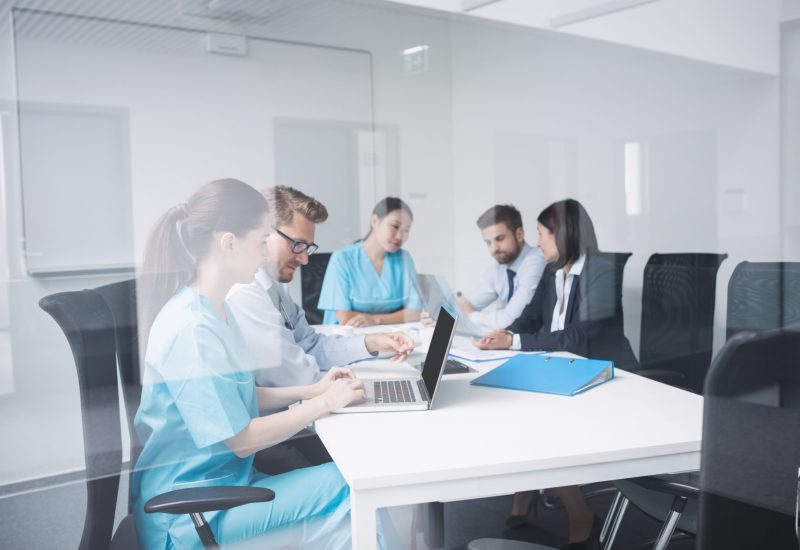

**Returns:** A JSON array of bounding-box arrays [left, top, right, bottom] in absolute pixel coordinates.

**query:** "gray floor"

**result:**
[[0, 470, 128, 550], [435, 490, 697, 550], [0, 474, 697, 549]]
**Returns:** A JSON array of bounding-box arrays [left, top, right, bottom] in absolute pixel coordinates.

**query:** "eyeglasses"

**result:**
[[273, 227, 319, 255]]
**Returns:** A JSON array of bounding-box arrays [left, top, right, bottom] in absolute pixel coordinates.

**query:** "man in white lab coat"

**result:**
[[227, 185, 414, 473], [228, 185, 414, 391]]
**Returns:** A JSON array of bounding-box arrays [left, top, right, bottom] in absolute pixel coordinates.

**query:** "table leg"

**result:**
[[423, 502, 444, 548], [350, 491, 378, 550]]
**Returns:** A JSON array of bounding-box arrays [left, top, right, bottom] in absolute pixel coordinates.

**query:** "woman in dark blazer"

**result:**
[[475, 198, 637, 549]]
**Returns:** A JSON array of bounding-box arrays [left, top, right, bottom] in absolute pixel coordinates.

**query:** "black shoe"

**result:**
[[560, 514, 601, 550]]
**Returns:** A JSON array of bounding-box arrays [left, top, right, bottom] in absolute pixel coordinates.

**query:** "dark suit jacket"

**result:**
[[507, 253, 639, 370]]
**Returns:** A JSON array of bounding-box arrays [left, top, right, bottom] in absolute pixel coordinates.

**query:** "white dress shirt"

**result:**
[[510, 253, 586, 350], [550, 253, 586, 331], [226, 268, 372, 389], [463, 243, 546, 331]]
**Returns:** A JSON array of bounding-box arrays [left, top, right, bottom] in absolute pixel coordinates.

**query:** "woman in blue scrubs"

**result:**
[[131, 179, 398, 549], [318, 197, 423, 326]]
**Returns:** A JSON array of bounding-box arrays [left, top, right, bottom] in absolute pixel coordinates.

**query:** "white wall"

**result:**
[[784, 0, 800, 21], [384, 0, 782, 75], [447, 21, 780, 354], [555, 0, 781, 75]]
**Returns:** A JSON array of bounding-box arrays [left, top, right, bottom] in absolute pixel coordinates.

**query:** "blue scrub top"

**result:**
[[131, 286, 258, 550], [317, 242, 423, 324]]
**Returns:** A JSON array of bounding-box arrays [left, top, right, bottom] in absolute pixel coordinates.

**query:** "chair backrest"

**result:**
[[300, 252, 332, 325], [93, 279, 144, 472], [698, 329, 800, 549], [587, 249, 632, 302], [39, 289, 123, 550], [584, 250, 632, 321], [726, 261, 800, 340], [639, 253, 727, 393], [581, 251, 638, 369]]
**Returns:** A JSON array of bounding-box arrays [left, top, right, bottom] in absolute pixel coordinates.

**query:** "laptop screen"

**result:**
[[421, 305, 457, 400], [416, 274, 455, 316], [417, 274, 484, 337]]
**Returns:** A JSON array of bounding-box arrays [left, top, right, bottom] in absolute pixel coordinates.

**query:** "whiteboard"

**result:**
[[11, 8, 373, 275], [17, 102, 134, 275]]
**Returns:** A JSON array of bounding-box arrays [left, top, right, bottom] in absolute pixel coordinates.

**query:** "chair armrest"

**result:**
[[144, 486, 275, 515], [629, 473, 700, 499]]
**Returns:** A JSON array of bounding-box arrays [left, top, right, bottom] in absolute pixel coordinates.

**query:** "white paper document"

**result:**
[[448, 346, 544, 363]]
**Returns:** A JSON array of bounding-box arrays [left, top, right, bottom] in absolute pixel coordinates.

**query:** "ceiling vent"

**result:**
[[181, 0, 289, 23]]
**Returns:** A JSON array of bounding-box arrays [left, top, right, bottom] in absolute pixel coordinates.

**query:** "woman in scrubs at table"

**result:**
[[131, 179, 399, 550], [318, 197, 423, 327], [474, 198, 637, 549]]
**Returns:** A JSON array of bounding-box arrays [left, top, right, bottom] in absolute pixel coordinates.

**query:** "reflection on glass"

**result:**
[[624, 141, 644, 217], [0, 113, 13, 396]]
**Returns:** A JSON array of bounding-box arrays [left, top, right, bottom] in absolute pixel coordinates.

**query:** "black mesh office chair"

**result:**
[[602, 261, 800, 550], [474, 331, 800, 550], [93, 280, 144, 472], [638, 253, 727, 394], [583, 250, 636, 371], [698, 329, 800, 549], [39, 281, 274, 549], [600, 253, 727, 546], [300, 252, 332, 325], [571, 251, 636, 506], [587, 251, 632, 320], [726, 261, 800, 339]]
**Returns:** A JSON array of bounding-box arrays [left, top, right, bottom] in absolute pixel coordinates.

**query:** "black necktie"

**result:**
[[506, 269, 516, 303]]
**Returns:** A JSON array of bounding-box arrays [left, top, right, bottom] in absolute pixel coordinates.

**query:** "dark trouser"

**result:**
[[253, 429, 332, 475]]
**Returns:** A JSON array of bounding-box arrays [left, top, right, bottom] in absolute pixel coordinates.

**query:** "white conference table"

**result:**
[[313, 325, 704, 550]]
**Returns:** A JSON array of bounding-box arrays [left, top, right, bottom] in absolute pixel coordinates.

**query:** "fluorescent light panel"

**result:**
[[402, 45, 429, 55], [550, 0, 662, 28], [624, 141, 643, 216], [461, 0, 505, 12]]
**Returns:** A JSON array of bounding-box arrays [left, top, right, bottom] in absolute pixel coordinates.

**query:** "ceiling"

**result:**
[[379, 0, 666, 29]]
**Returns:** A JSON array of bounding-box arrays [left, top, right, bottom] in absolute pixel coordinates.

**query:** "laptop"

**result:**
[[416, 273, 485, 337], [333, 305, 458, 413]]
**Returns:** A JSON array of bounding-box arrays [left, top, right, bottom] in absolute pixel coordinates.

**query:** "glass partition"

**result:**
[[0, 1, 794, 548]]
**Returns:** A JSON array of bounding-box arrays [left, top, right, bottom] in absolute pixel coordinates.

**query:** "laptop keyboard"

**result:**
[[374, 380, 418, 404]]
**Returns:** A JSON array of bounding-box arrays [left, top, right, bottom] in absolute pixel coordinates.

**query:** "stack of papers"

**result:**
[[448, 346, 542, 363]]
